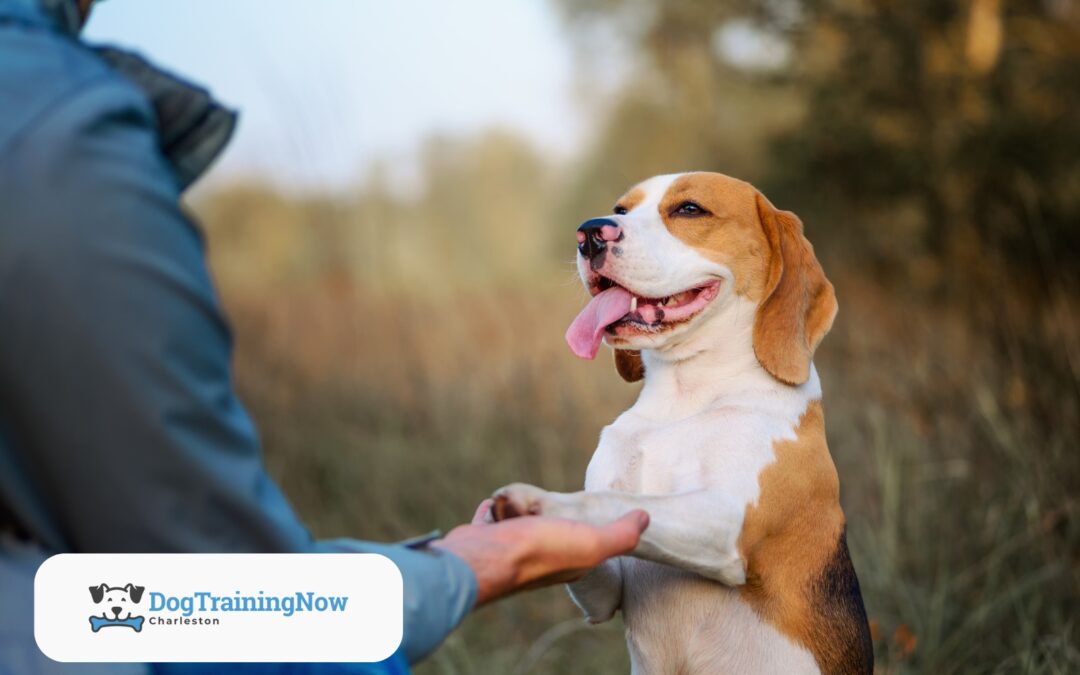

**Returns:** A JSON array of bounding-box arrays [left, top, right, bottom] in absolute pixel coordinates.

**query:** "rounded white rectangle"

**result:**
[[34, 554, 402, 663]]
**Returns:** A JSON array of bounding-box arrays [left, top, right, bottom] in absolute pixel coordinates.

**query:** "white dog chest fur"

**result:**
[[581, 365, 824, 674]]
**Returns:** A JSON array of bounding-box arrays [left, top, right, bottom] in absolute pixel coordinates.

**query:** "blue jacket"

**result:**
[[0, 1, 477, 672]]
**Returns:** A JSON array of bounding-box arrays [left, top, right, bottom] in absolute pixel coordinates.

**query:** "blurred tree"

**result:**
[[777, 0, 1080, 290], [199, 131, 557, 293], [556, 0, 1080, 289], [553, 0, 803, 225], [414, 131, 556, 286]]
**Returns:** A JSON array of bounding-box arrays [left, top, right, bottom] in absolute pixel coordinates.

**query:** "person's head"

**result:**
[[77, 0, 93, 22]]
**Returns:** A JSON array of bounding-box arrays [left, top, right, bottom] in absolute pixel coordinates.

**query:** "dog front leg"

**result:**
[[493, 483, 747, 586], [567, 558, 623, 624]]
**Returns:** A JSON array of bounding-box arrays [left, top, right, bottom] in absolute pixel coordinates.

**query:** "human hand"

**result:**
[[431, 499, 648, 606]]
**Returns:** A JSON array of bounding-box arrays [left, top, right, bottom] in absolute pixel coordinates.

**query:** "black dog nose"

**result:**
[[111, 606, 122, 616], [576, 218, 623, 259]]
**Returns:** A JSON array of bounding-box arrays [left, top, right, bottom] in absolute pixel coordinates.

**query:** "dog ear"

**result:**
[[89, 584, 106, 603], [125, 583, 145, 604], [752, 193, 838, 385], [614, 349, 644, 383]]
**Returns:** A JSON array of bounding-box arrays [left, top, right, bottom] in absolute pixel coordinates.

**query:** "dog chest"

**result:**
[[584, 408, 786, 506]]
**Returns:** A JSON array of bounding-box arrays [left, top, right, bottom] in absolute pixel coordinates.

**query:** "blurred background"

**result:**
[[86, 1, 1079, 673]]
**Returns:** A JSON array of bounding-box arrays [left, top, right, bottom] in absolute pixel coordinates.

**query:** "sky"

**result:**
[[83, 0, 584, 193]]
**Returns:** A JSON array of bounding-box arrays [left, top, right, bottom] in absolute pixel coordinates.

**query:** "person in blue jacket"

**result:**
[[0, 1, 650, 673]]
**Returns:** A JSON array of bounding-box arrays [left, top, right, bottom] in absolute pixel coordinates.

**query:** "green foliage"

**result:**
[[773, 0, 1080, 279]]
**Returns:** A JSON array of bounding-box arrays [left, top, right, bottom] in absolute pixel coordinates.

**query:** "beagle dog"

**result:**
[[492, 172, 872, 674]]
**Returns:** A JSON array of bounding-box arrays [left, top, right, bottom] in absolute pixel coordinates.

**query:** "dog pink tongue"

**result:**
[[566, 286, 633, 359]]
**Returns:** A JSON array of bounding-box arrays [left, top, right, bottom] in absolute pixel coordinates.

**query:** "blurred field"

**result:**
[[194, 184, 1079, 674], [192, 1, 1079, 672]]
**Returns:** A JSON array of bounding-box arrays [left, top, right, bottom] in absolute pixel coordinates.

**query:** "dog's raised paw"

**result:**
[[491, 483, 548, 521]]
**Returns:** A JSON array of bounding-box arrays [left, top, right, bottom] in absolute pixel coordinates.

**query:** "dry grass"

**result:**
[[210, 251, 1079, 673], [189, 111, 1080, 671], [223, 279, 639, 674]]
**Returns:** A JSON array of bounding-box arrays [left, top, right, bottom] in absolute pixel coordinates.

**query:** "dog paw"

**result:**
[[490, 483, 550, 521]]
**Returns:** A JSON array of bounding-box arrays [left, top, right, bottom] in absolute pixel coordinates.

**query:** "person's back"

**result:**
[[0, 3, 415, 671], [1, 7, 155, 673], [0, 1, 240, 671]]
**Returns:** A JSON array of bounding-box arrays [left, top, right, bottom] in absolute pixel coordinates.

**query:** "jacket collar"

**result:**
[[92, 47, 238, 190], [37, 0, 82, 34], [1, 0, 237, 190]]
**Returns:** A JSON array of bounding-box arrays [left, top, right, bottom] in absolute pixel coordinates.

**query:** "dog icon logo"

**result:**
[[88, 583, 145, 633]]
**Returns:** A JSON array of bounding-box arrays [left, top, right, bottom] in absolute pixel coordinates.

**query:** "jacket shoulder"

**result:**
[[0, 21, 144, 153]]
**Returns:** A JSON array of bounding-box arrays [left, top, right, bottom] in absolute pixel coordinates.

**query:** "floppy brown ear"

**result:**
[[752, 193, 838, 385], [614, 349, 644, 382]]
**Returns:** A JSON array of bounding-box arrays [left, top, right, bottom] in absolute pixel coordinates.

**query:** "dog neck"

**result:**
[[634, 295, 813, 420]]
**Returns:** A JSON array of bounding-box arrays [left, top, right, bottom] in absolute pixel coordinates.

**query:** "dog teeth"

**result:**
[[629, 292, 692, 310], [662, 292, 691, 307]]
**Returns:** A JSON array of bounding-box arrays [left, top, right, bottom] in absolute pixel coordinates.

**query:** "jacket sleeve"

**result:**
[[318, 539, 477, 663], [0, 78, 475, 665]]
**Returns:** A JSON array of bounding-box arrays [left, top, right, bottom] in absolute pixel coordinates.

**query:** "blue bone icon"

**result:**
[[89, 615, 144, 632]]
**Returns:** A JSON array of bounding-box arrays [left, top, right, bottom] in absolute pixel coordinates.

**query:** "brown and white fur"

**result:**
[[491, 172, 872, 674]]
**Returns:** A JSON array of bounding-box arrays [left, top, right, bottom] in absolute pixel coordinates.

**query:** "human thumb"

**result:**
[[594, 509, 649, 557]]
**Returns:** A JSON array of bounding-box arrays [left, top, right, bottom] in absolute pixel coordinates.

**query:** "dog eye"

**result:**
[[613, 205, 628, 215], [674, 201, 706, 216]]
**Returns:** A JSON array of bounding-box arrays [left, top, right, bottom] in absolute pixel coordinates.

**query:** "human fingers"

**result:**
[[513, 509, 649, 574], [471, 498, 495, 525], [582, 510, 649, 563]]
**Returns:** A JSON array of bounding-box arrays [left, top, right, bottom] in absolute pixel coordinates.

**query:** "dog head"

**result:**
[[566, 172, 837, 386], [89, 583, 145, 621]]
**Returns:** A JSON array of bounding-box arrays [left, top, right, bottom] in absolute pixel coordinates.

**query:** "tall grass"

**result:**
[[206, 247, 1078, 673], [223, 281, 638, 673], [191, 116, 1080, 671]]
